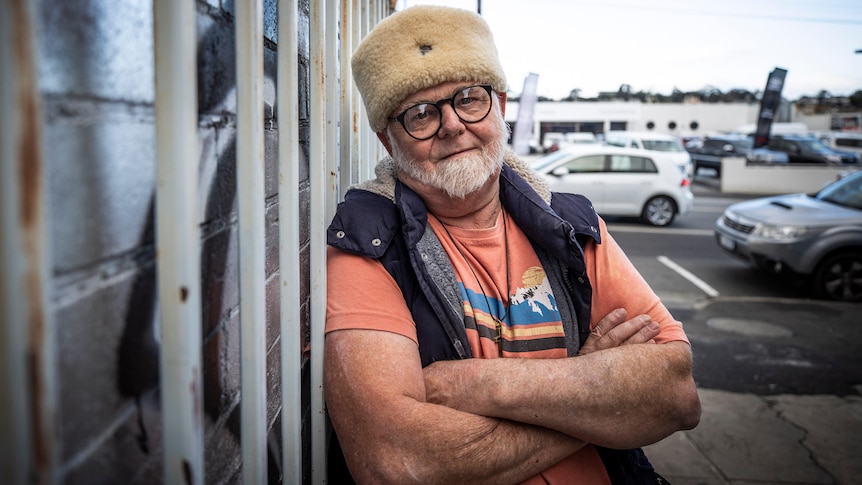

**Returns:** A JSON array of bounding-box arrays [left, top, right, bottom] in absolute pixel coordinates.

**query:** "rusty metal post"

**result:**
[[153, 0, 204, 483], [309, 0, 329, 481], [340, 0, 357, 192], [0, 0, 57, 483]]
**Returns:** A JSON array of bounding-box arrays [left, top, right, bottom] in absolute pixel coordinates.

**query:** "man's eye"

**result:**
[[407, 105, 434, 123]]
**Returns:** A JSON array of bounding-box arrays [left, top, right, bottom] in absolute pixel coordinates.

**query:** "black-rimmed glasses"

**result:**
[[388, 85, 494, 140]]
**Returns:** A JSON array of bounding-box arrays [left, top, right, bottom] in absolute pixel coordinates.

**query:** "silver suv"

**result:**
[[714, 170, 862, 302]]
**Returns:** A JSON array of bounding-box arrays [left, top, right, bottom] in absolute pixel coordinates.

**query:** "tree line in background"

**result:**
[[513, 84, 862, 113]]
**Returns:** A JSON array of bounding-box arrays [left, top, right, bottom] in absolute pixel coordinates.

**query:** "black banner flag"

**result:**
[[753, 67, 788, 148]]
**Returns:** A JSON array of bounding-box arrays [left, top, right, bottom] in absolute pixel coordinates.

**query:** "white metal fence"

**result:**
[[0, 0, 388, 482]]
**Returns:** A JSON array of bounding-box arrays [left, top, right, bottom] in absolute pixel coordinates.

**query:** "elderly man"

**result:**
[[324, 5, 700, 484]]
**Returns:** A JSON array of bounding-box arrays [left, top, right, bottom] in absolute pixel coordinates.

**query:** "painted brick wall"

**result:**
[[37, 0, 312, 483]]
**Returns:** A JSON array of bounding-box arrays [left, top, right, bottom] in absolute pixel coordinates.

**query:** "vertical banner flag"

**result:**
[[512, 73, 539, 156], [753, 67, 787, 148]]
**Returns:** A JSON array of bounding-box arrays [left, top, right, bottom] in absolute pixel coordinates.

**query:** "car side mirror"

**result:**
[[551, 166, 569, 177]]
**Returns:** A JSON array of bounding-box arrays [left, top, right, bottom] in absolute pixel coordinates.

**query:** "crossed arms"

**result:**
[[324, 308, 701, 484]]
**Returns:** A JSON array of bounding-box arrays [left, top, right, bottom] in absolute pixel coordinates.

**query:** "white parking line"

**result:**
[[607, 225, 714, 237], [657, 255, 721, 298]]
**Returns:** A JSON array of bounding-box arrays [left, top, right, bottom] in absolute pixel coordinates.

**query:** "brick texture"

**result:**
[[38, 0, 313, 483]]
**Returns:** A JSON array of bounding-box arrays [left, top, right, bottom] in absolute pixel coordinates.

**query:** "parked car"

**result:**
[[531, 145, 693, 226], [604, 131, 693, 179], [547, 132, 600, 152], [541, 132, 567, 153], [714, 169, 862, 302], [687, 135, 750, 176], [767, 134, 861, 165], [686, 134, 788, 176], [813, 131, 862, 156]]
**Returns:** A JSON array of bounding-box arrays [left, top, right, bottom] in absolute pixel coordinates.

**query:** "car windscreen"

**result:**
[[816, 171, 862, 210], [642, 140, 684, 152], [797, 137, 834, 153], [531, 151, 574, 172]]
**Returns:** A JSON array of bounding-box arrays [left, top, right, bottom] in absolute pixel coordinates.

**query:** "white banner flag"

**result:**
[[512, 73, 539, 156]]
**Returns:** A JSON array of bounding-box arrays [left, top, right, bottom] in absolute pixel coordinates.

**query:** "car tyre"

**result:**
[[641, 196, 676, 227], [812, 251, 862, 302]]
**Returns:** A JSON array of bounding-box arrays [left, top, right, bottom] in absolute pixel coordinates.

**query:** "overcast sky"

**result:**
[[393, 0, 862, 100]]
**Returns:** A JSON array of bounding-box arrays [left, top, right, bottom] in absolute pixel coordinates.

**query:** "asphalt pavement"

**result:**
[[643, 299, 862, 485], [642, 176, 862, 485]]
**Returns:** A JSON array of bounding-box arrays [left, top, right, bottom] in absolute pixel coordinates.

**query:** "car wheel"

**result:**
[[812, 251, 862, 302], [641, 196, 676, 226]]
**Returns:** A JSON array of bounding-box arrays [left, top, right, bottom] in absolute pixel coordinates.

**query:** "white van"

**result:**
[[813, 131, 862, 155], [604, 131, 693, 178]]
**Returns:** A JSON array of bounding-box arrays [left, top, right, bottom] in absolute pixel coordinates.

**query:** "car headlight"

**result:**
[[825, 154, 842, 163], [754, 223, 808, 240]]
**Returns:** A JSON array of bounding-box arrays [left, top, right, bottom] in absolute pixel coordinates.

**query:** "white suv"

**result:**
[[604, 131, 693, 178]]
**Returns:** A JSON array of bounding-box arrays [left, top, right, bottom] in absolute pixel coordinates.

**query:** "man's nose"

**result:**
[[437, 103, 464, 137]]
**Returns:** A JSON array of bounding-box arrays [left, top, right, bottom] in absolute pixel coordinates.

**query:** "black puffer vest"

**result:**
[[326, 160, 666, 484]]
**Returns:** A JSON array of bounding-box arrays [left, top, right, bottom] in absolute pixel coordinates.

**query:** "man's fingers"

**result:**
[[582, 312, 660, 354], [603, 315, 659, 346], [591, 308, 627, 339]]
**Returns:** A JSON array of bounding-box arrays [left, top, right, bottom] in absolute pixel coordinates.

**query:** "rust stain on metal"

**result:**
[[13, 0, 50, 470], [13, 0, 41, 228]]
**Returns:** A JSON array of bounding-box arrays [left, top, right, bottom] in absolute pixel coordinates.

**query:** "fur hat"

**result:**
[[351, 5, 507, 132]]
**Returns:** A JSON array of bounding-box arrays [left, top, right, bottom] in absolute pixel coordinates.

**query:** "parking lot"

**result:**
[[606, 176, 862, 484]]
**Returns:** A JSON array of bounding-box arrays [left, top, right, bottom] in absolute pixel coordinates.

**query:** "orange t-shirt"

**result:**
[[326, 210, 688, 484]]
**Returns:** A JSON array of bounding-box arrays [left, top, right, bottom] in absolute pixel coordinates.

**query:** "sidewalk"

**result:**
[[644, 389, 862, 484], [642, 298, 862, 485]]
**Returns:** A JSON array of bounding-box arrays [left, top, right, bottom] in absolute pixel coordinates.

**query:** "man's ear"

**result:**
[[376, 131, 393, 156], [497, 91, 507, 118]]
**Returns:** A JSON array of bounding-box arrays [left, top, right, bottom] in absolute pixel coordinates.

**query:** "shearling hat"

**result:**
[[351, 5, 507, 132]]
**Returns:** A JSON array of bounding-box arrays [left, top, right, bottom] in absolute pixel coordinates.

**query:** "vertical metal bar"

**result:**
[[326, 0, 341, 212], [153, 1, 204, 484], [349, 0, 366, 183], [309, 0, 328, 481], [340, 0, 356, 192], [277, 0, 303, 483], [362, 0, 376, 177], [236, 0, 268, 483], [350, 0, 366, 183], [0, 1, 54, 483]]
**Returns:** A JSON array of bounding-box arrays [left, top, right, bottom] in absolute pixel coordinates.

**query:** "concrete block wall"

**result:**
[[37, 0, 312, 483]]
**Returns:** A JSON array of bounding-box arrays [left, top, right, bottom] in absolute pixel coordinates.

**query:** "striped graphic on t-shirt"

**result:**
[[428, 212, 568, 359]]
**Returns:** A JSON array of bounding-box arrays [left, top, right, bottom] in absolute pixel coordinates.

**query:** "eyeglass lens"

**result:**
[[399, 85, 492, 140]]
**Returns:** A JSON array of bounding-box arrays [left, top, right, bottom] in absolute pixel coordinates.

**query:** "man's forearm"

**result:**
[[423, 341, 700, 449], [334, 398, 585, 485], [324, 330, 586, 485]]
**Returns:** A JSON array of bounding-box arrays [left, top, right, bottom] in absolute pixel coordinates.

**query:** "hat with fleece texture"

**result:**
[[351, 5, 507, 132]]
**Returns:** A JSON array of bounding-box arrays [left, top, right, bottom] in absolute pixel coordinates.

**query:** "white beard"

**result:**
[[390, 112, 510, 199]]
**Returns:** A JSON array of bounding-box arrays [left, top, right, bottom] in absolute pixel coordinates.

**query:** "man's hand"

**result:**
[[578, 307, 659, 355]]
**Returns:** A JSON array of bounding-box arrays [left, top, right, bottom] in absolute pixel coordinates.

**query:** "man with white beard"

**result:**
[[323, 6, 700, 484]]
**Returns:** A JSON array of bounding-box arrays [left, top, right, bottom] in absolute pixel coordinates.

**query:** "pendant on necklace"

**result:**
[[492, 317, 503, 357]]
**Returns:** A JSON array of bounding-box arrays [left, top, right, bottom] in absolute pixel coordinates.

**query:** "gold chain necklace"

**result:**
[[438, 212, 511, 357]]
